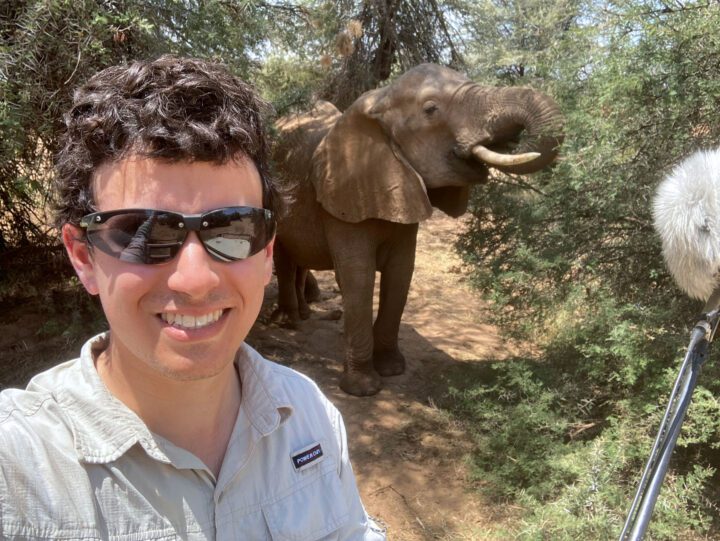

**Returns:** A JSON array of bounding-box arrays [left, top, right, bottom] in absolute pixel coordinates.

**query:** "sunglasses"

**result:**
[[79, 206, 276, 265]]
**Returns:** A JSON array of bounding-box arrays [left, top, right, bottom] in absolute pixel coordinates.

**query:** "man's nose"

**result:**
[[166, 232, 221, 298]]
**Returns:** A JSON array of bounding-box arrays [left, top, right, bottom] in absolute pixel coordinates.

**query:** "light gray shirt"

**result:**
[[0, 333, 385, 540]]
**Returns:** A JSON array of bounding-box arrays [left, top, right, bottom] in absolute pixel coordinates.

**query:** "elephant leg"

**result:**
[[373, 225, 418, 376], [270, 242, 301, 329], [334, 260, 382, 396], [304, 270, 321, 303], [295, 267, 311, 320], [324, 222, 382, 396]]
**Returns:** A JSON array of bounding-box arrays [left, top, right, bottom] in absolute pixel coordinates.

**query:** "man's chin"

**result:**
[[142, 340, 237, 381]]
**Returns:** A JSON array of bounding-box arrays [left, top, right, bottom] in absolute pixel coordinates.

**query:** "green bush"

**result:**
[[445, 285, 720, 539], [449, 2, 720, 538]]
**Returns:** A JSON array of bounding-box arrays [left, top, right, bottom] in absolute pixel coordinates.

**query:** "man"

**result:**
[[0, 56, 385, 540]]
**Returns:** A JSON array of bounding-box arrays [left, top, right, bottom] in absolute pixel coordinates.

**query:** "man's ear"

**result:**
[[263, 237, 275, 286], [62, 224, 99, 295]]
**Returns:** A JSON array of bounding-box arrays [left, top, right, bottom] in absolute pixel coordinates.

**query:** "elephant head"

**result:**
[[311, 63, 564, 222]]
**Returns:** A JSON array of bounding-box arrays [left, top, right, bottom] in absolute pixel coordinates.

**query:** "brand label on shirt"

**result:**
[[291, 442, 324, 470]]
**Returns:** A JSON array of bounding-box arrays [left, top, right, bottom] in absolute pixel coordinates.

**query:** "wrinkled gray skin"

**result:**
[[272, 63, 564, 396]]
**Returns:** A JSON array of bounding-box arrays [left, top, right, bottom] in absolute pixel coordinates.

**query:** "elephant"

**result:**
[[271, 63, 564, 396]]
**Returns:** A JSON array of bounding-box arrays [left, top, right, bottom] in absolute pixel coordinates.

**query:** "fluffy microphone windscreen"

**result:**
[[653, 147, 720, 300]]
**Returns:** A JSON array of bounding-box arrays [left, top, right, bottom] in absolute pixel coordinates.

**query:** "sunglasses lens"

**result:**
[[83, 207, 274, 264], [86, 211, 185, 264], [198, 208, 275, 262]]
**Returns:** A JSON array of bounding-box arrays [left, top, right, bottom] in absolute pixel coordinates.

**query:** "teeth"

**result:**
[[161, 309, 223, 329]]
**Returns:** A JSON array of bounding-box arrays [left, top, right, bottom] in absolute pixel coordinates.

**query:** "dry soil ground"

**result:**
[[0, 212, 514, 540]]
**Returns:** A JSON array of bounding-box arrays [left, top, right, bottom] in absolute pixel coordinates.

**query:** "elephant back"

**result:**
[[273, 101, 341, 189], [272, 102, 339, 269]]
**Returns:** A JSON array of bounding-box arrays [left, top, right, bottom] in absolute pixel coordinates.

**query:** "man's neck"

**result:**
[[95, 341, 241, 478]]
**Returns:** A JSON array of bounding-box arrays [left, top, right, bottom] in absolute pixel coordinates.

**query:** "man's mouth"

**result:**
[[159, 309, 225, 330]]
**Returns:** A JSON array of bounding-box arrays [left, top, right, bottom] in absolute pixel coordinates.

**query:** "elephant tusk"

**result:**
[[471, 145, 541, 167]]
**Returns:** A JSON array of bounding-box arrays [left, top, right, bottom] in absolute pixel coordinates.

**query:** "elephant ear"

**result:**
[[311, 90, 432, 224], [426, 186, 470, 218]]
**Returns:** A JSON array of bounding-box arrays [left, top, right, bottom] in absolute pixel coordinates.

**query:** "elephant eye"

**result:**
[[422, 101, 438, 115]]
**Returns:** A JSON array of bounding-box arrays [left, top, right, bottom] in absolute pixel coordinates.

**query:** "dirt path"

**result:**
[[249, 213, 513, 540]]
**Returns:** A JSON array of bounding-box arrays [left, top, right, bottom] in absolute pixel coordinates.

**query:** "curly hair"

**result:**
[[54, 55, 277, 228]]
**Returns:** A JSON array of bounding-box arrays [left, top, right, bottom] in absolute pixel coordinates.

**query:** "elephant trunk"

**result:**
[[463, 85, 564, 175]]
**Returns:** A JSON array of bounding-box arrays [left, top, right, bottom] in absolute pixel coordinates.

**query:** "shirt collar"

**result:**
[[56, 332, 293, 465], [235, 342, 294, 436], [55, 333, 169, 464]]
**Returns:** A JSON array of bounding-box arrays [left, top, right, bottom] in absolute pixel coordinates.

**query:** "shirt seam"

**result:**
[[0, 394, 56, 425], [242, 349, 285, 433], [0, 520, 103, 540], [1, 519, 210, 540]]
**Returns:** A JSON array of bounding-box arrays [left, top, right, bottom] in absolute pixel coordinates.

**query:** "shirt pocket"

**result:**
[[262, 467, 349, 541]]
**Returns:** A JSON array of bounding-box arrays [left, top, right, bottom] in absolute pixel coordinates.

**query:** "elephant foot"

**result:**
[[304, 271, 320, 302], [318, 309, 343, 321], [339, 369, 383, 397], [269, 306, 300, 329], [373, 348, 406, 377], [298, 303, 311, 320]]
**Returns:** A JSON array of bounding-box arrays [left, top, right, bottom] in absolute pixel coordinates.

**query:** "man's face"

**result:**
[[64, 157, 273, 381]]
